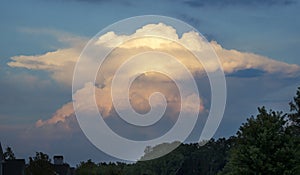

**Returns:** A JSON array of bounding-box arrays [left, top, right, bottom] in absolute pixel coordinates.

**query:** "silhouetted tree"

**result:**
[[219, 107, 296, 174], [3, 146, 16, 160], [26, 152, 55, 175], [175, 138, 234, 175], [287, 87, 300, 173], [289, 87, 300, 134]]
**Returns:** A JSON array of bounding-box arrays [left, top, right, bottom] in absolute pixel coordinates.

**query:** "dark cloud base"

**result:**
[[227, 68, 266, 78]]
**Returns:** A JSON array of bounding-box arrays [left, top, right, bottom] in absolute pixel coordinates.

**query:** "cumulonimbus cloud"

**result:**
[[7, 23, 300, 127]]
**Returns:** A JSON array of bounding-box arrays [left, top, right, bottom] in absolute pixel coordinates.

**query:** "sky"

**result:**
[[0, 0, 300, 166]]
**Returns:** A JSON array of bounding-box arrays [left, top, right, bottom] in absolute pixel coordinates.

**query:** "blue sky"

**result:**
[[0, 0, 300, 165]]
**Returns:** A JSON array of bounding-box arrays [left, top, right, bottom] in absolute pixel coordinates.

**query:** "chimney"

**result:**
[[53, 155, 64, 165]]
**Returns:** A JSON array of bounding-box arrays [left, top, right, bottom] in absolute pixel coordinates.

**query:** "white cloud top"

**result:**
[[7, 23, 300, 127]]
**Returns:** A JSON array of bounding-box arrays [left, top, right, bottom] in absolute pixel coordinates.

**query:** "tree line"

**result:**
[[4, 87, 300, 175]]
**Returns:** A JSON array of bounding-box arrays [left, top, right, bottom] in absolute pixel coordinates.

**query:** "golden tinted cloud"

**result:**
[[8, 23, 300, 127]]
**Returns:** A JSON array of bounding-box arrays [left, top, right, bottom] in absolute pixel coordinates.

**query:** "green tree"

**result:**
[[289, 87, 300, 135], [220, 107, 295, 175], [176, 138, 234, 175], [288, 87, 300, 173], [98, 162, 125, 175], [75, 159, 98, 175], [26, 152, 55, 175], [136, 142, 185, 175], [3, 146, 16, 160]]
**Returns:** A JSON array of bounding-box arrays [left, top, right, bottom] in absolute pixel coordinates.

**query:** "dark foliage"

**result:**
[[3, 146, 16, 160], [26, 152, 55, 175]]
